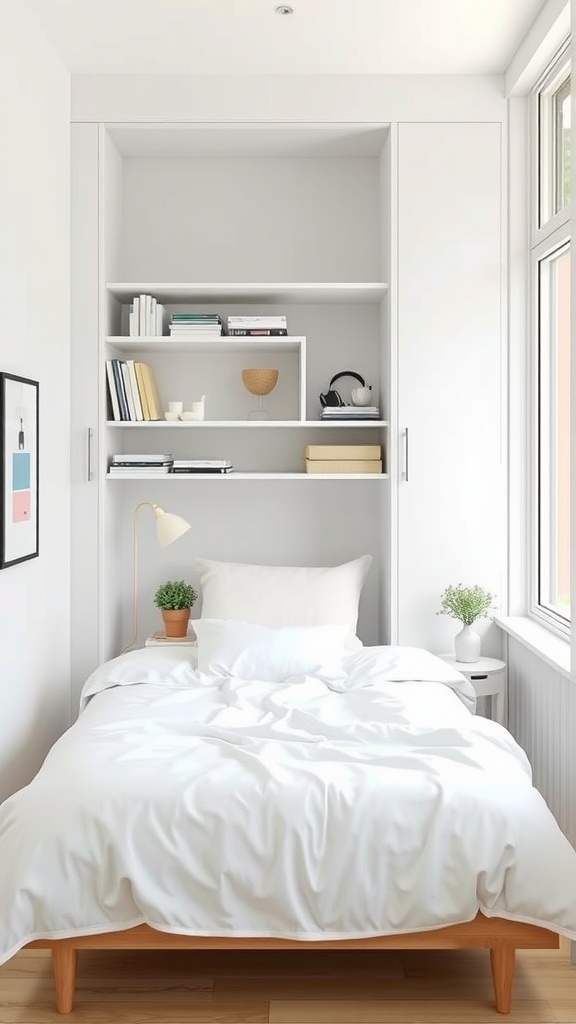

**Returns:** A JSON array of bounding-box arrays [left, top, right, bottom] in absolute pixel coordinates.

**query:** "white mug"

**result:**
[[351, 385, 373, 407], [191, 395, 205, 419], [168, 401, 183, 414]]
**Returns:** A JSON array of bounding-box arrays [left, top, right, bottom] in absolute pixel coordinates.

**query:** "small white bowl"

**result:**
[[180, 411, 203, 421], [164, 411, 180, 421]]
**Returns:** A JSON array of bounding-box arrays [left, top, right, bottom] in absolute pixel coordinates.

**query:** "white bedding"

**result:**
[[1, 645, 575, 964]]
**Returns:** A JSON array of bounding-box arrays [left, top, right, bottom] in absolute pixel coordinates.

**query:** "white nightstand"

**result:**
[[440, 656, 507, 726], [145, 632, 197, 649]]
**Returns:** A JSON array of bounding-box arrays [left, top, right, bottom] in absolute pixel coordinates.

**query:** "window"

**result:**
[[537, 48, 571, 226], [531, 46, 571, 634]]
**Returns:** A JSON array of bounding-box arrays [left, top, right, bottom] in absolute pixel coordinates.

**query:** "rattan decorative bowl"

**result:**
[[241, 368, 279, 396]]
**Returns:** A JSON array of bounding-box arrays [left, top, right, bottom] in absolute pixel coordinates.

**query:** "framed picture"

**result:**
[[0, 373, 39, 569]]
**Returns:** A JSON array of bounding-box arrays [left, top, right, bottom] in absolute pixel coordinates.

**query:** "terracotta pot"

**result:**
[[161, 607, 190, 638]]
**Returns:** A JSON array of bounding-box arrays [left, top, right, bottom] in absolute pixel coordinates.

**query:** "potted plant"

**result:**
[[153, 579, 198, 638], [437, 583, 495, 663]]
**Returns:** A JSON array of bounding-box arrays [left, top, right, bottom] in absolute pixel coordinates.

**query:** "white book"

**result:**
[[228, 316, 287, 324], [112, 453, 173, 462], [108, 468, 171, 476], [321, 406, 380, 414], [172, 459, 232, 468], [149, 296, 156, 336], [125, 360, 144, 421], [156, 303, 166, 336], [228, 321, 287, 329], [131, 298, 140, 336], [120, 363, 137, 420], [139, 294, 147, 336]]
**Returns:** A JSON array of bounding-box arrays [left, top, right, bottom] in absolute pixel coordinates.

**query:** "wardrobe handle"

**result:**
[[403, 427, 409, 482], [87, 427, 93, 482]]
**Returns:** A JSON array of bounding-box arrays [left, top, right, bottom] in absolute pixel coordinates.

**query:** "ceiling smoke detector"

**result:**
[[275, 4, 295, 14]]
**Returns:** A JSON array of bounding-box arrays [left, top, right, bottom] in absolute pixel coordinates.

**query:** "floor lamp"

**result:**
[[122, 501, 191, 654]]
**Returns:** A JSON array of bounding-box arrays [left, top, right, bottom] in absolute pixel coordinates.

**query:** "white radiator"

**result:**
[[507, 636, 576, 849]]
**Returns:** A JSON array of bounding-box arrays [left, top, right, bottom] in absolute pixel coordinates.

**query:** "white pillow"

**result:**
[[194, 619, 349, 682], [194, 555, 372, 651]]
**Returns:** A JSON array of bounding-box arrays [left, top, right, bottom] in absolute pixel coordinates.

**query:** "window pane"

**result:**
[[554, 77, 571, 213], [538, 60, 571, 227], [539, 244, 571, 621]]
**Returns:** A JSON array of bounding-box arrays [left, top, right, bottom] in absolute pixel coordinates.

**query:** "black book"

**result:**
[[110, 460, 173, 468], [170, 466, 234, 474], [227, 328, 288, 336], [111, 359, 130, 420]]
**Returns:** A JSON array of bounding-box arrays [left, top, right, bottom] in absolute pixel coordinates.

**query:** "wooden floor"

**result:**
[[0, 940, 574, 1023]]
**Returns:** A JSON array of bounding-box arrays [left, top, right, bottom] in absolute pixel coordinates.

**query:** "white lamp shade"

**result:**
[[152, 505, 191, 547]]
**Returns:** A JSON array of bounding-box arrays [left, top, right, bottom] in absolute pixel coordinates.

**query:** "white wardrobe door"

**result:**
[[71, 123, 100, 708], [396, 122, 504, 652]]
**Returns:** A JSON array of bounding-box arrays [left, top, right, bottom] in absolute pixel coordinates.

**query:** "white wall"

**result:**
[[0, 2, 70, 801], [71, 73, 506, 124]]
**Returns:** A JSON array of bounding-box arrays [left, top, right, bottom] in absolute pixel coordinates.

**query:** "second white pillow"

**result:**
[[194, 619, 349, 682]]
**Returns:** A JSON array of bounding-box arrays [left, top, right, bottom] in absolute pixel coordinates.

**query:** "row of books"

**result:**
[[124, 301, 289, 338], [105, 359, 163, 421], [128, 294, 168, 337], [108, 455, 234, 476]]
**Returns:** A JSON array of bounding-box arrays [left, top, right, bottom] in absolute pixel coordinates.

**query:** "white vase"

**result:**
[[454, 623, 481, 663]]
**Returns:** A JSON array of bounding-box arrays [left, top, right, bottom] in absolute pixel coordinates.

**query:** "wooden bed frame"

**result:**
[[27, 914, 559, 1014]]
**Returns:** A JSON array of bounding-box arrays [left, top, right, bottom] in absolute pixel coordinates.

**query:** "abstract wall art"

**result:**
[[0, 373, 39, 568]]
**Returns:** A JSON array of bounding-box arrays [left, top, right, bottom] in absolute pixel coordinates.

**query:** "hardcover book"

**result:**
[[305, 459, 382, 474], [305, 444, 382, 460]]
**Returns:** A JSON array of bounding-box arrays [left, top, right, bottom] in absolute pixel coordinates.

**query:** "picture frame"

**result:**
[[0, 373, 39, 569]]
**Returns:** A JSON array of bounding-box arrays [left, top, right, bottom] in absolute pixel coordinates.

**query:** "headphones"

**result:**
[[319, 371, 366, 408]]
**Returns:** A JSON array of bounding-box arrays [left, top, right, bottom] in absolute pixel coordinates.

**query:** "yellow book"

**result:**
[[134, 362, 151, 420], [305, 459, 382, 474], [139, 362, 163, 421], [305, 444, 381, 461]]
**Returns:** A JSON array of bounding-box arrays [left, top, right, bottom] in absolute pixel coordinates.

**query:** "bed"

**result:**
[[1, 557, 575, 1014]]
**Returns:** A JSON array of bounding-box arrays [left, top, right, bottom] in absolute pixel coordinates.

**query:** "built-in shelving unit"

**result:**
[[73, 120, 395, 660], [104, 280, 390, 475]]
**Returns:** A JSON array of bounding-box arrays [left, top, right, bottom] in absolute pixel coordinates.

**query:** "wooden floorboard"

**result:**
[[0, 941, 574, 1023]]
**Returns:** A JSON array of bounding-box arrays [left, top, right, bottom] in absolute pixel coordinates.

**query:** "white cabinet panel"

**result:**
[[70, 123, 100, 701], [396, 122, 504, 653]]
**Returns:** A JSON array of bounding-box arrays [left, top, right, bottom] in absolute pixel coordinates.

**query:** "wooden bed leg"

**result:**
[[490, 945, 516, 1014], [51, 946, 78, 1014]]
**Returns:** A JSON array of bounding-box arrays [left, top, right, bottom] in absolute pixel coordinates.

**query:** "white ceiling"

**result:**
[[23, 0, 547, 77]]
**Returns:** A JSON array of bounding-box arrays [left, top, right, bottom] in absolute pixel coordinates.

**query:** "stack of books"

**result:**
[[169, 313, 223, 336], [227, 316, 288, 337], [128, 294, 168, 337], [305, 445, 383, 475], [106, 359, 163, 421], [170, 460, 233, 474], [320, 405, 381, 421], [108, 454, 174, 477]]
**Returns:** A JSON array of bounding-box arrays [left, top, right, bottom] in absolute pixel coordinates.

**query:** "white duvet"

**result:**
[[1, 645, 576, 964]]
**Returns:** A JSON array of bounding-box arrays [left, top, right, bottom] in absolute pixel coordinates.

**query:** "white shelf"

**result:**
[[106, 472, 389, 480], [105, 336, 305, 353], [106, 420, 388, 428], [106, 282, 389, 304]]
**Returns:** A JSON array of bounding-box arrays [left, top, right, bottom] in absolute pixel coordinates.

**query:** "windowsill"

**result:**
[[494, 615, 571, 680]]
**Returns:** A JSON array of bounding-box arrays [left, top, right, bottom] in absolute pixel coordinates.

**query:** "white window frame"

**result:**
[[529, 42, 571, 639]]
